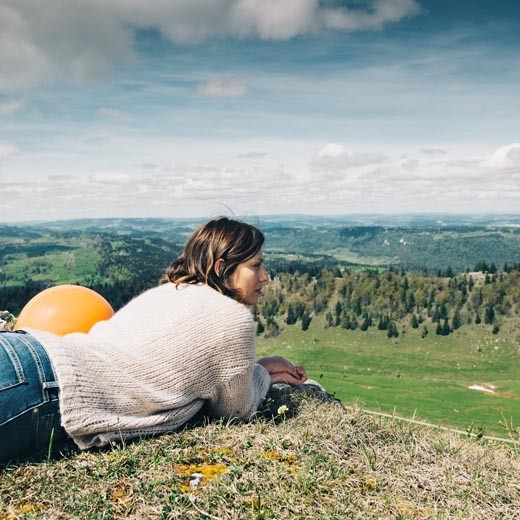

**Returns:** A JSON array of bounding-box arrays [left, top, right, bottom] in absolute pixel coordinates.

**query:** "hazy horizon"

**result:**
[[3, 211, 520, 227]]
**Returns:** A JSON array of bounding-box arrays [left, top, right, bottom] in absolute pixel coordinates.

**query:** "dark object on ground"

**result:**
[[258, 380, 343, 422]]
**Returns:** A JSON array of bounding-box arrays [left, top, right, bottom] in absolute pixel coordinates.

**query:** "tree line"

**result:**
[[253, 262, 520, 339]]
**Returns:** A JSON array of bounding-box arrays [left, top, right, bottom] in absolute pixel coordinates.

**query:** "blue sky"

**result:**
[[0, 0, 519, 222]]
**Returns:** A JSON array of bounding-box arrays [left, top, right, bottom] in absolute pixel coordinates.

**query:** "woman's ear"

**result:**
[[214, 258, 225, 277]]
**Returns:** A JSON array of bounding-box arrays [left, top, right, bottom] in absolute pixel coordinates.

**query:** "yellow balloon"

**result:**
[[16, 285, 114, 336]]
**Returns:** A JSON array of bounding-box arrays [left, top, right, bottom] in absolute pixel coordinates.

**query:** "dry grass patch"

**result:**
[[1, 394, 519, 519]]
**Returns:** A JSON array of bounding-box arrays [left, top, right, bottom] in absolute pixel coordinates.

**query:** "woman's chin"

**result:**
[[244, 294, 260, 306]]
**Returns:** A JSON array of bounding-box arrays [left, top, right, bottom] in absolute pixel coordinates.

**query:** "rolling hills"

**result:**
[[1, 214, 519, 438]]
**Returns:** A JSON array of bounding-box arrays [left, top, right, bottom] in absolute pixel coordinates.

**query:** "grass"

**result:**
[[257, 314, 520, 440], [2, 240, 101, 286], [1, 396, 519, 519]]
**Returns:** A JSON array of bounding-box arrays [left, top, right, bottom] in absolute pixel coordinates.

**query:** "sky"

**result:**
[[0, 0, 519, 222]]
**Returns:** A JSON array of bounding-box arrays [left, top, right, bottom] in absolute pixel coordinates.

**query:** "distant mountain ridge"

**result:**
[[2, 214, 519, 274]]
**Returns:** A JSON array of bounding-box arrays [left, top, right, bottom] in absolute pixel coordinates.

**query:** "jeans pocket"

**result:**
[[0, 339, 27, 391]]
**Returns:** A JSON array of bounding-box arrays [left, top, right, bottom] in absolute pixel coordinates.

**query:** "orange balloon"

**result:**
[[16, 285, 114, 336]]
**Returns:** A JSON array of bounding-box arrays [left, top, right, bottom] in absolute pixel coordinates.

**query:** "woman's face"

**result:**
[[228, 250, 269, 305]]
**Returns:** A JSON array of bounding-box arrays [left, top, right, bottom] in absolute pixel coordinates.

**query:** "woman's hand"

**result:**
[[257, 356, 307, 386]]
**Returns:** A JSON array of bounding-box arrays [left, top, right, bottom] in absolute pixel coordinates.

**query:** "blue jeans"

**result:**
[[0, 330, 68, 463]]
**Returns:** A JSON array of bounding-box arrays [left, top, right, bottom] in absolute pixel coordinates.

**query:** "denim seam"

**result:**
[[20, 336, 46, 382], [0, 334, 26, 384], [19, 335, 56, 403]]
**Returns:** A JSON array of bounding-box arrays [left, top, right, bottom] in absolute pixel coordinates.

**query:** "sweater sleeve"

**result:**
[[203, 363, 271, 420]]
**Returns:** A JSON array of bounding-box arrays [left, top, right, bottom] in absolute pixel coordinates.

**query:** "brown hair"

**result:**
[[162, 217, 265, 301]]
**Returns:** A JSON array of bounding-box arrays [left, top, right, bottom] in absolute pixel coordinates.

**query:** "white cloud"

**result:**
[[420, 148, 447, 157], [322, 0, 423, 31], [0, 1, 135, 91], [311, 142, 388, 171], [0, 99, 24, 115], [230, 0, 318, 40], [485, 143, 520, 169], [1, 134, 518, 221], [237, 151, 268, 159], [0, 141, 18, 160], [91, 172, 133, 184], [82, 134, 112, 146], [317, 142, 352, 159], [304, 142, 520, 213], [0, 0, 423, 92], [98, 107, 131, 121], [196, 77, 249, 98]]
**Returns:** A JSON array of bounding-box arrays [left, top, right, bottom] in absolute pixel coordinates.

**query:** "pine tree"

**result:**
[[378, 314, 389, 330], [442, 319, 451, 336], [325, 311, 334, 328], [256, 319, 265, 335], [334, 300, 342, 318], [286, 304, 297, 325], [265, 316, 280, 337], [301, 311, 312, 331], [439, 303, 448, 320], [484, 304, 495, 325], [452, 309, 462, 330], [406, 291, 416, 312], [387, 321, 399, 338], [360, 314, 372, 331]]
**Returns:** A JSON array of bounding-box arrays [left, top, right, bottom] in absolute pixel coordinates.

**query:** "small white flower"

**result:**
[[277, 405, 288, 415], [189, 472, 204, 489]]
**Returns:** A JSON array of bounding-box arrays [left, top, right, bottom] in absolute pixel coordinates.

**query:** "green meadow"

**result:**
[[257, 313, 520, 440], [0, 235, 102, 286]]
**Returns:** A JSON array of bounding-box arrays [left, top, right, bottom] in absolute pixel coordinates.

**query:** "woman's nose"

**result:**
[[260, 266, 269, 282]]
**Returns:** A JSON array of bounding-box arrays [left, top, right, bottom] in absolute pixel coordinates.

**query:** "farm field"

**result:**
[[257, 313, 520, 440]]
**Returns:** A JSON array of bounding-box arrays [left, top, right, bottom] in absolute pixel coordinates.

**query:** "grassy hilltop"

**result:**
[[1, 398, 520, 519]]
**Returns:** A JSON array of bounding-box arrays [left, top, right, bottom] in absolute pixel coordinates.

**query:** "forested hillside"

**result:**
[[1, 217, 519, 334], [0, 225, 180, 313], [254, 264, 520, 340], [262, 221, 520, 273]]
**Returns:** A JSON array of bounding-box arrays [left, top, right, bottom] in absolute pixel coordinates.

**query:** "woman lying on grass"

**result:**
[[0, 217, 306, 463]]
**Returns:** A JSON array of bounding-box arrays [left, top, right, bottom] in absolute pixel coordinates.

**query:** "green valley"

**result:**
[[1, 215, 519, 440]]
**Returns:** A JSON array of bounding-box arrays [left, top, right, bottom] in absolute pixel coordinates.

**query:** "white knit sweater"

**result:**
[[28, 283, 271, 449]]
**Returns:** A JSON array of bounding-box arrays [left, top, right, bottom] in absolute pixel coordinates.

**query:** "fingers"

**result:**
[[287, 372, 307, 386], [259, 357, 307, 385], [278, 363, 307, 380], [287, 362, 306, 377], [270, 369, 307, 387], [257, 356, 296, 375]]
